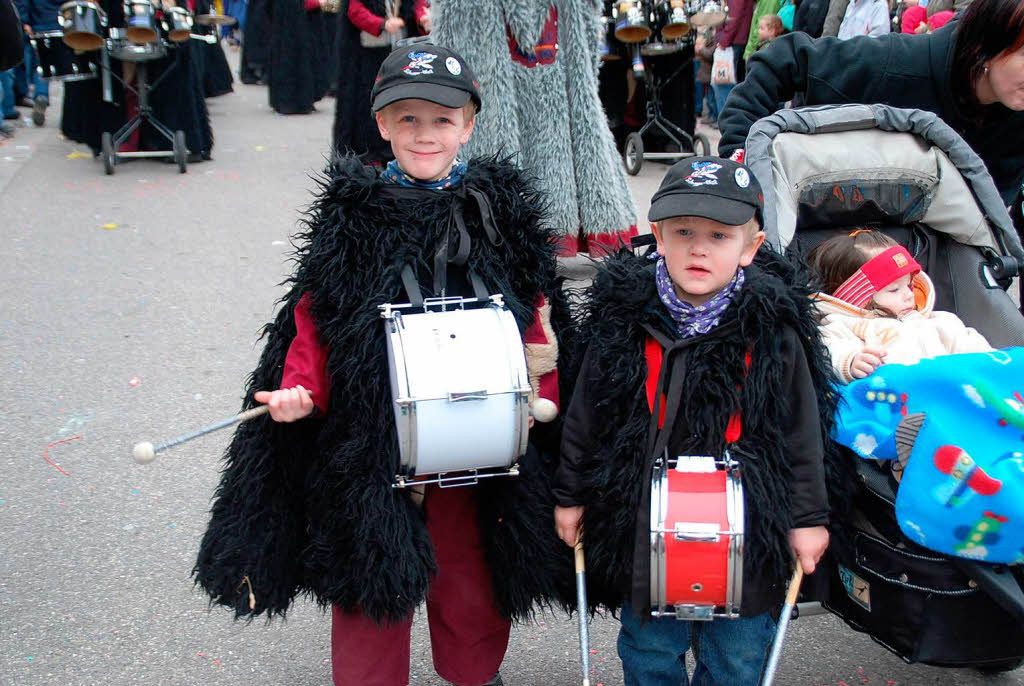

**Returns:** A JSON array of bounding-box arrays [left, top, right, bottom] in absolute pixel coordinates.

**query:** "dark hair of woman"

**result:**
[[807, 229, 898, 294], [950, 0, 1024, 117]]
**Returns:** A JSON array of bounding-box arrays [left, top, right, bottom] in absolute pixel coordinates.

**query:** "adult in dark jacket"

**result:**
[[239, 0, 271, 83], [793, 0, 831, 36], [15, 0, 61, 124], [718, 0, 1024, 217], [0, 0, 22, 70]]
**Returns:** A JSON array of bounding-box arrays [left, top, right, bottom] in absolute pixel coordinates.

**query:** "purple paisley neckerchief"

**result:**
[[655, 256, 745, 338]]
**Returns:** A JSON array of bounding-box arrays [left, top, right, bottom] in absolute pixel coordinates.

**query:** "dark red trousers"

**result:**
[[331, 485, 511, 686]]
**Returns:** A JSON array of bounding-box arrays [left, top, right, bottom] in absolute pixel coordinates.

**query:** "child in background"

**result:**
[[756, 14, 785, 51], [808, 229, 993, 382]]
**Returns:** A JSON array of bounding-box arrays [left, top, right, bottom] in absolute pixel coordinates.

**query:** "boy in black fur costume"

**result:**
[[553, 158, 840, 685], [194, 45, 566, 686]]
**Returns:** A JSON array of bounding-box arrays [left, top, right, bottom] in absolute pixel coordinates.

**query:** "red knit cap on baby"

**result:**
[[832, 245, 921, 308]]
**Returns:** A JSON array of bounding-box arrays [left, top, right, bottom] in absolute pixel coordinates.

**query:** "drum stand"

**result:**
[[99, 42, 188, 175], [622, 48, 711, 175]]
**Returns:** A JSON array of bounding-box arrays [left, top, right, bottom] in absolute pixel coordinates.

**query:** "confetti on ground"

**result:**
[[254, 145, 265, 152], [194, 393, 203, 401], [43, 436, 80, 476], [102, 223, 118, 230], [128, 376, 141, 386], [271, 240, 286, 246], [67, 151, 90, 159], [0, 498, 5, 504]]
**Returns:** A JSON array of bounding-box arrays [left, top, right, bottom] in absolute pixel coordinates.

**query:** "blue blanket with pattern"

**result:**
[[834, 348, 1024, 564]]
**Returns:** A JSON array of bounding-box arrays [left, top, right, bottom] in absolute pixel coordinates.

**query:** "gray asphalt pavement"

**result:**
[[1, 53, 1021, 686]]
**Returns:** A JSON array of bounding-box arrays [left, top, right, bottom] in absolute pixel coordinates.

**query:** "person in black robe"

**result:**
[[266, 0, 330, 114], [239, 0, 271, 84], [331, 0, 422, 162], [193, 0, 234, 97]]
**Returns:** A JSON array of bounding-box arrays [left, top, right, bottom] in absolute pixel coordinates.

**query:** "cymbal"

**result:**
[[196, 13, 236, 26]]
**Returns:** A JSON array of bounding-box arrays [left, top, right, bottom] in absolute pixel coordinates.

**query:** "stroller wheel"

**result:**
[[624, 132, 643, 176], [692, 132, 711, 157]]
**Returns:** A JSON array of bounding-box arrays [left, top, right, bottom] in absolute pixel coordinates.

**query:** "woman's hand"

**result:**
[[253, 385, 314, 422], [554, 505, 584, 548], [384, 16, 405, 33]]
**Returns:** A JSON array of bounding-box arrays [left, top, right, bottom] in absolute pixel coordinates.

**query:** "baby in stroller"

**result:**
[[807, 228, 993, 382]]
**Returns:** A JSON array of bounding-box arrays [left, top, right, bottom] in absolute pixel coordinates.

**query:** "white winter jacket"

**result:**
[[813, 272, 993, 383]]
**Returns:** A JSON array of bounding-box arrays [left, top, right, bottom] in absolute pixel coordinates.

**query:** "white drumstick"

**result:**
[[132, 405, 269, 463]]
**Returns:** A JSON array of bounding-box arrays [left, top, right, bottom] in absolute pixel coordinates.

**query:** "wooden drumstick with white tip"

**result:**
[[132, 405, 270, 463]]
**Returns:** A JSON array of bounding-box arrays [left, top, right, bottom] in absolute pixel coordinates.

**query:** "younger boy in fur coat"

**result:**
[[195, 45, 563, 686], [554, 158, 838, 685]]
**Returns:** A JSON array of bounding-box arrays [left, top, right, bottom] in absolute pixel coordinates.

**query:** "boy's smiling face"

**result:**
[[375, 99, 475, 181], [652, 215, 765, 306]]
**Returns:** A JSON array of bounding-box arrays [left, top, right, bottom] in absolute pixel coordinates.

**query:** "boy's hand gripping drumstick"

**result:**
[[760, 565, 804, 686], [574, 532, 591, 686]]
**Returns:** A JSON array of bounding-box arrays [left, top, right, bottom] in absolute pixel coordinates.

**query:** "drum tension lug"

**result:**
[[674, 604, 715, 621]]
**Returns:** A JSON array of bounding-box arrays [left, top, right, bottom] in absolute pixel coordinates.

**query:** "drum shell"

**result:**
[[163, 7, 193, 42], [615, 0, 653, 42], [124, 0, 159, 43], [59, 0, 106, 51], [384, 304, 530, 480], [660, 0, 691, 40], [650, 463, 744, 617], [33, 30, 98, 80]]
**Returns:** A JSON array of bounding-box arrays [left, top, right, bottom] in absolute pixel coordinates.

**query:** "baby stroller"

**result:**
[[743, 103, 1024, 672]]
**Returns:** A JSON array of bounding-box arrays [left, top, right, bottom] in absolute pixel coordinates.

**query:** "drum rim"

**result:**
[[59, 0, 106, 19]]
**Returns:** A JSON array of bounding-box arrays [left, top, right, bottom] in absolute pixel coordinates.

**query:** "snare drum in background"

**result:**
[[650, 454, 744, 620], [33, 30, 98, 80], [599, 15, 622, 61], [124, 0, 159, 43], [615, 0, 653, 42], [660, 0, 691, 39], [163, 7, 193, 42], [58, 0, 107, 50], [689, 0, 728, 27], [381, 296, 531, 488]]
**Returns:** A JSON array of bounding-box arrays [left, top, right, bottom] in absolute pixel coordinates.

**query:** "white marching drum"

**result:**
[[381, 295, 531, 488]]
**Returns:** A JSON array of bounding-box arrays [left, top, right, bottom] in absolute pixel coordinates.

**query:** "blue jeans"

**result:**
[[617, 600, 777, 686], [25, 26, 61, 100], [711, 83, 734, 120], [0, 69, 16, 117]]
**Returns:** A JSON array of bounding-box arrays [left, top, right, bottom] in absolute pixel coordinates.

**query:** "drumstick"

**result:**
[[760, 565, 804, 686], [574, 534, 591, 686], [132, 405, 269, 463]]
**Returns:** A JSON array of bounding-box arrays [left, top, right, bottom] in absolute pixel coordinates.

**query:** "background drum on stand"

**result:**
[[124, 0, 160, 43], [59, 0, 107, 50], [162, 6, 193, 42], [659, 0, 691, 39], [689, 0, 728, 28], [32, 30, 99, 80], [614, 0, 653, 42]]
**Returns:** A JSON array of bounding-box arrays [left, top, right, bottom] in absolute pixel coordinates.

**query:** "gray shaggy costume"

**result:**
[[555, 247, 855, 616], [194, 155, 572, 622], [431, 0, 638, 256]]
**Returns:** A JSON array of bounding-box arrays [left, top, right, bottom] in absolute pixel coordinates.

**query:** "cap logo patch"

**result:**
[[734, 168, 750, 188], [445, 57, 462, 75], [403, 51, 438, 76], [892, 252, 908, 268], [686, 161, 722, 187]]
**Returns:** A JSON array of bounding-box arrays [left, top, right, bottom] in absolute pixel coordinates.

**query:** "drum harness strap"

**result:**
[[641, 322, 750, 461], [399, 185, 503, 308]]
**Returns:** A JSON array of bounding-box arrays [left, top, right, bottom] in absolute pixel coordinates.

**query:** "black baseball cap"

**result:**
[[648, 157, 764, 226], [371, 44, 483, 113]]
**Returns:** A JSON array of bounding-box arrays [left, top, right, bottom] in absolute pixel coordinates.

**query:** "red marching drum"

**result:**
[[650, 454, 745, 620]]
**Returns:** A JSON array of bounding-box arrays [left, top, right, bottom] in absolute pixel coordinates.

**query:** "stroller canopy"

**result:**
[[743, 104, 1024, 264]]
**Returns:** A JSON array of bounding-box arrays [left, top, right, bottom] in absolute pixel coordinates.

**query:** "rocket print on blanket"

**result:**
[[834, 348, 1024, 563], [932, 445, 1002, 508]]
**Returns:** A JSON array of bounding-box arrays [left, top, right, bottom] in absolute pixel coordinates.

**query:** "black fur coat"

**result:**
[[194, 156, 571, 622], [555, 248, 854, 617]]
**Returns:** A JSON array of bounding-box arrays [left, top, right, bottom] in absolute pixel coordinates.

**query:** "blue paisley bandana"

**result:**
[[380, 158, 467, 190]]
